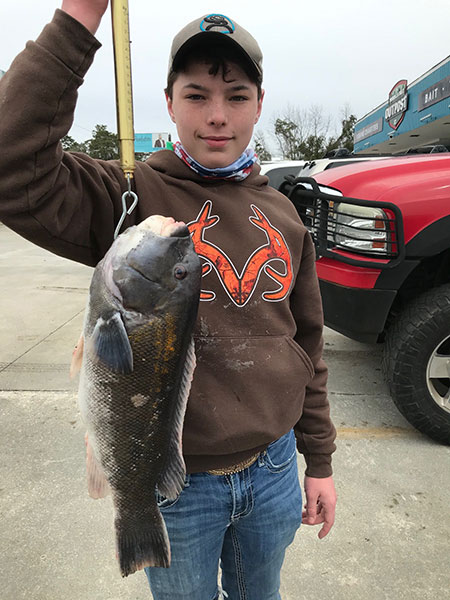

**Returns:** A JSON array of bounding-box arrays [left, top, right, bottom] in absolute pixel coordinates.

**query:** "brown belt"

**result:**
[[207, 452, 260, 476]]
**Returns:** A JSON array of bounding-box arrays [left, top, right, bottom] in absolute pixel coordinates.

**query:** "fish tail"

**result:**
[[115, 509, 171, 577]]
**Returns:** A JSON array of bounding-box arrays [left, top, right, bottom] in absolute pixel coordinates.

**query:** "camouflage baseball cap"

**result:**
[[169, 13, 263, 78]]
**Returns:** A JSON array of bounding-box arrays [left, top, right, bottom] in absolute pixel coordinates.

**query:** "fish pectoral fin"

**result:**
[[86, 434, 110, 499], [88, 313, 133, 374], [70, 333, 84, 379]]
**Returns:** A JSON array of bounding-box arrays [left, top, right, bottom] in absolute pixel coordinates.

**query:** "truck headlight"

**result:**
[[333, 203, 390, 253]]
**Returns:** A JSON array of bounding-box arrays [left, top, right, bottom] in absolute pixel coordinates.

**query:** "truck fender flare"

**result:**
[[376, 216, 450, 297], [405, 215, 450, 258]]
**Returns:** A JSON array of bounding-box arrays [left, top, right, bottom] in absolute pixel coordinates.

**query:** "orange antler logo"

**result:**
[[188, 201, 293, 307]]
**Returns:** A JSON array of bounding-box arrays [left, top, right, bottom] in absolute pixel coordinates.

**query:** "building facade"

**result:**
[[354, 56, 450, 155]]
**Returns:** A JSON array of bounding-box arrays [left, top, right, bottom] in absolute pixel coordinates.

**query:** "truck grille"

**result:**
[[280, 176, 405, 269]]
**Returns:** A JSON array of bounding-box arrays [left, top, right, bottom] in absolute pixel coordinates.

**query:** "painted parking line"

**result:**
[[336, 426, 420, 439]]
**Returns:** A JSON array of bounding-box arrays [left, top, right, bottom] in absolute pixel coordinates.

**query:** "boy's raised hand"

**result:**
[[61, 0, 109, 34]]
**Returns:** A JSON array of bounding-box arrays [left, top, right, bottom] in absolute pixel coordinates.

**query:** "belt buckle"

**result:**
[[207, 452, 259, 476]]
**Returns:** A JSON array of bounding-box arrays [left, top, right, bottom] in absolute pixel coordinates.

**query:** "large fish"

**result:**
[[73, 215, 201, 577]]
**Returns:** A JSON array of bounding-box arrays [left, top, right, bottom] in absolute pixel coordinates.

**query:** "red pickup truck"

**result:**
[[281, 154, 450, 443]]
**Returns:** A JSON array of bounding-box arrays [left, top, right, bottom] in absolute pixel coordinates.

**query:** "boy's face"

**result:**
[[166, 60, 264, 168]]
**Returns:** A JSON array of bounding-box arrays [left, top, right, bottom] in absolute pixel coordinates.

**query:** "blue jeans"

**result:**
[[145, 430, 302, 600]]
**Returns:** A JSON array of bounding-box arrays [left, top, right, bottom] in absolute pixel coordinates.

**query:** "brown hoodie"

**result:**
[[0, 10, 336, 477]]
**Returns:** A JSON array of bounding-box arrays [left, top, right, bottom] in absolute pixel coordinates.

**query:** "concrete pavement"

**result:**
[[1, 223, 449, 599]]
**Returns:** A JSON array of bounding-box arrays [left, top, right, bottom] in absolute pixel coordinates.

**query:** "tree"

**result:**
[[268, 104, 358, 160], [336, 113, 357, 152], [253, 131, 272, 162], [61, 126, 119, 159], [87, 124, 119, 160], [299, 134, 328, 160], [274, 117, 302, 160], [324, 105, 357, 154], [135, 152, 152, 162], [61, 134, 88, 153], [272, 105, 332, 160]]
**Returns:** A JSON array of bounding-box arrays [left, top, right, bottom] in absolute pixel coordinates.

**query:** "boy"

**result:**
[[0, 2, 336, 599]]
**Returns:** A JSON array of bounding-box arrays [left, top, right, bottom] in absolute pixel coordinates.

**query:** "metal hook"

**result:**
[[114, 174, 139, 239]]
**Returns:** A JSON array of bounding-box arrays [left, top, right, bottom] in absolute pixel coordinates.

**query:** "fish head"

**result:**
[[101, 216, 201, 316]]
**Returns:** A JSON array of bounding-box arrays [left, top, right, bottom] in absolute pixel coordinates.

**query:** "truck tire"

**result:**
[[382, 284, 450, 444]]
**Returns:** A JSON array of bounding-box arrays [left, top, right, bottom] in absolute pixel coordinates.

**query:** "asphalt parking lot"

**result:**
[[1, 223, 449, 600]]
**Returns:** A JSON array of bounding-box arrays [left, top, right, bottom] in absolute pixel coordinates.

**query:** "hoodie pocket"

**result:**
[[183, 335, 316, 457], [285, 336, 314, 380]]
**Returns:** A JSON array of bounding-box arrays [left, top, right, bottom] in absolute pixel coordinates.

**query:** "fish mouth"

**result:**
[[138, 216, 189, 238], [165, 223, 190, 238]]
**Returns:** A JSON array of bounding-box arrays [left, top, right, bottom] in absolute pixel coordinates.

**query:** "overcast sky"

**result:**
[[1, 0, 449, 149]]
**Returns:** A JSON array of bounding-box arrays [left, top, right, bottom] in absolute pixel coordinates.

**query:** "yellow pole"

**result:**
[[111, 0, 135, 179]]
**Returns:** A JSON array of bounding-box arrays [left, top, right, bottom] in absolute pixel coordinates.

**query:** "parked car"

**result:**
[[280, 154, 450, 444], [399, 144, 449, 155], [296, 154, 392, 179], [261, 154, 393, 191], [259, 160, 305, 189]]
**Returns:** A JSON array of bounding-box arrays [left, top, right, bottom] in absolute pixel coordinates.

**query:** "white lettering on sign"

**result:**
[[354, 117, 384, 143], [418, 75, 450, 111], [424, 88, 439, 105], [385, 95, 408, 121]]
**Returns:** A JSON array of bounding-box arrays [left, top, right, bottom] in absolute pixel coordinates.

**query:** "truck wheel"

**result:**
[[382, 284, 450, 444]]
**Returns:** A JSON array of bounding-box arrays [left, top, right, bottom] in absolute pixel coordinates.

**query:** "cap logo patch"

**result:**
[[200, 14, 235, 35]]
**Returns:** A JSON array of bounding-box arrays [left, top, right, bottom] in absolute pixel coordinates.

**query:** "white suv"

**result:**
[[260, 157, 392, 190], [298, 155, 391, 179], [259, 160, 305, 189]]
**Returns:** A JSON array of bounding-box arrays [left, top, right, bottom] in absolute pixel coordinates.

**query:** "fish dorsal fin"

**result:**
[[157, 338, 196, 500], [88, 313, 133, 374]]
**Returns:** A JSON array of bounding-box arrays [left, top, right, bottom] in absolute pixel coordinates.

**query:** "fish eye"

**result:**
[[173, 265, 187, 280]]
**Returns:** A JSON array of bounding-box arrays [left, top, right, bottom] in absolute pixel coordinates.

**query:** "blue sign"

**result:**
[[135, 133, 153, 153], [135, 132, 171, 153]]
